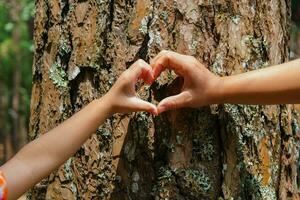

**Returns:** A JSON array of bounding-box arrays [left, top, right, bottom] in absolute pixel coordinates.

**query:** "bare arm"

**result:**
[[1, 59, 157, 200], [150, 50, 300, 113], [220, 59, 300, 105]]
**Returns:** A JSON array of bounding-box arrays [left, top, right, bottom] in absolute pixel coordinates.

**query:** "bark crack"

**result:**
[[134, 0, 156, 62], [109, 0, 115, 31], [277, 105, 289, 198]]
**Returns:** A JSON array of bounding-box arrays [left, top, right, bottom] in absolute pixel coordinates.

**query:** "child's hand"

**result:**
[[104, 59, 158, 115], [151, 50, 222, 114]]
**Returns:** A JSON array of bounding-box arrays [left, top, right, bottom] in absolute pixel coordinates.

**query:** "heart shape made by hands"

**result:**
[[124, 50, 217, 115], [131, 54, 190, 115]]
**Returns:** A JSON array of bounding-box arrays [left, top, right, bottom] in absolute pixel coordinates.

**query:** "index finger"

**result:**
[[128, 59, 154, 84], [150, 50, 190, 79]]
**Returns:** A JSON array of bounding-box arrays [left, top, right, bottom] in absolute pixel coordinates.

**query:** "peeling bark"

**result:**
[[29, 0, 299, 199]]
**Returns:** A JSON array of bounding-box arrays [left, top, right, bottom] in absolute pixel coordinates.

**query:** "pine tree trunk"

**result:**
[[28, 0, 300, 199]]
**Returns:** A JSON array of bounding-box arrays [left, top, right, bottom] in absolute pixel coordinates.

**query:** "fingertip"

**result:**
[[153, 63, 163, 79], [148, 71, 155, 84], [149, 72, 155, 84], [144, 105, 158, 116], [150, 104, 158, 115], [149, 79, 155, 85], [143, 73, 154, 85], [157, 105, 167, 114], [139, 100, 158, 115], [151, 108, 158, 116]]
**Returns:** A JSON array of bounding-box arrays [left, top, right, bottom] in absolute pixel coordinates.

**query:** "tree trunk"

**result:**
[[28, 0, 300, 199]]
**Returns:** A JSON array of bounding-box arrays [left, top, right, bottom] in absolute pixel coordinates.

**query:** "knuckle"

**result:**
[[136, 59, 144, 66], [164, 51, 171, 58], [136, 59, 147, 70], [161, 50, 171, 58], [156, 60, 164, 68], [133, 60, 140, 68], [187, 56, 200, 69], [161, 49, 169, 54]]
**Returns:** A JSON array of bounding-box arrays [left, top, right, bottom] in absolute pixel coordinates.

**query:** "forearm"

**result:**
[[1, 98, 112, 199], [219, 59, 300, 105]]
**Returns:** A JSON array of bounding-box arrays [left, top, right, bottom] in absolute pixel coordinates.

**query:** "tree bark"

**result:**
[[29, 0, 300, 199]]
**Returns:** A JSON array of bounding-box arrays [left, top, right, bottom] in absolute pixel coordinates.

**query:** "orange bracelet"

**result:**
[[0, 171, 7, 200]]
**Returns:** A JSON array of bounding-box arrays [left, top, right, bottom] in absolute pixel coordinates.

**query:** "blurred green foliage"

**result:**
[[0, 0, 34, 136], [292, 0, 300, 24]]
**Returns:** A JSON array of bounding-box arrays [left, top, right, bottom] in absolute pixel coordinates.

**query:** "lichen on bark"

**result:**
[[29, 0, 300, 199]]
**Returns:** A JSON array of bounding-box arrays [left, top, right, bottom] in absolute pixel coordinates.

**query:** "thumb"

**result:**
[[157, 91, 191, 114], [131, 97, 158, 115]]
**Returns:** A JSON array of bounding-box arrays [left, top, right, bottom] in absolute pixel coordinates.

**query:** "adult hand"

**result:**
[[151, 50, 222, 114]]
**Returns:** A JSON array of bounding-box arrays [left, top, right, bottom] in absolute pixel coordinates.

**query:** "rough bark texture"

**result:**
[[28, 0, 300, 199]]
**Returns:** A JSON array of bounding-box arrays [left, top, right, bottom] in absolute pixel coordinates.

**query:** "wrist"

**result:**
[[94, 96, 114, 118], [217, 76, 231, 104], [208, 76, 226, 105]]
